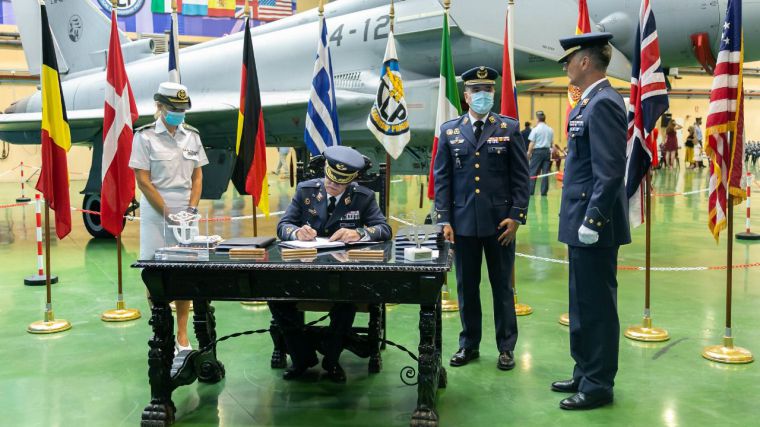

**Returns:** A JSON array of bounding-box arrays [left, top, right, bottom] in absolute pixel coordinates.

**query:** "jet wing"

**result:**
[[0, 90, 375, 146]]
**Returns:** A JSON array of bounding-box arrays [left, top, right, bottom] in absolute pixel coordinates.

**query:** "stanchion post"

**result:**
[[625, 171, 669, 341], [27, 200, 71, 334], [736, 172, 759, 240], [16, 161, 31, 203], [25, 194, 58, 286]]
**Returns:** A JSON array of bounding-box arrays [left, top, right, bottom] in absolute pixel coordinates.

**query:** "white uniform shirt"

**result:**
[[528, 122, 554, 149], [128, 119, 209, 191]]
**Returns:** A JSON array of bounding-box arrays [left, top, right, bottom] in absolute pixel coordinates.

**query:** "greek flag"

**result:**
[[304, 13, 340, 155]]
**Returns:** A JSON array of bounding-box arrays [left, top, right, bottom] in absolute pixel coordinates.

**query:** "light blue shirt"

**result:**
[[528, 122, 554, 149]]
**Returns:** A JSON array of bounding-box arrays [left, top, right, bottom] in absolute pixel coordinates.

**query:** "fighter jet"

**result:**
[[1, 0, 758, 237]]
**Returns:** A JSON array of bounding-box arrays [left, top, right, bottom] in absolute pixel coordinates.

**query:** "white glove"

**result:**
[[578, 224, 599, 245]]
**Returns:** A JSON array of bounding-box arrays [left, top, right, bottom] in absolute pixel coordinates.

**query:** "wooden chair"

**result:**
[[269, 155, 388, 373]]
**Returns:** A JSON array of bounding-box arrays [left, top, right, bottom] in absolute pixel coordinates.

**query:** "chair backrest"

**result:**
[[296, 155, 388, 216]]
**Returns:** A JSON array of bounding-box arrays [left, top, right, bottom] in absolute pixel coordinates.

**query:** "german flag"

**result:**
[[231, 17, 269, 215], [35, 3, 71, 239]]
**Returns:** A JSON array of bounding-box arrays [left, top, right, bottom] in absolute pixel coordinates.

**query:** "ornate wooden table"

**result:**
[[133, 241, 452, 427]]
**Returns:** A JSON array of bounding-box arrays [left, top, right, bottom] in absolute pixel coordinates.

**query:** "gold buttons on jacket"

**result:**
[[475, 176, 480, 182], [475, 163, 480, 169], [475, 189, 481, 194], [475, 152, 480, 156]]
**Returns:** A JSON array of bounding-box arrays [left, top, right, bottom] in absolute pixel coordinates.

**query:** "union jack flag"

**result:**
[[706, 0, 745, 241], [624, 0, 669, 228]]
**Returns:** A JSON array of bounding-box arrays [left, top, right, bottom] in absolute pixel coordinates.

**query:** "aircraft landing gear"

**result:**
[[81, 194, 136, 238]]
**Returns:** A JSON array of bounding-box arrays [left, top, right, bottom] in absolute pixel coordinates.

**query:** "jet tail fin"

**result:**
[[11, 0, 129, 76]]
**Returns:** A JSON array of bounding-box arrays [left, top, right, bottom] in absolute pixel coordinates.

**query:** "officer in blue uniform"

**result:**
[[433, 66, 530, 371], [270, 146, 391, 383], [550, 33, 631, 410]]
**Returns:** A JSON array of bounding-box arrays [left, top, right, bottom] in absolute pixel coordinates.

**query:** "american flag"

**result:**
[[624, 0, 669, 228], [255, 0, 293, 21], [706, 0, 745, 241]]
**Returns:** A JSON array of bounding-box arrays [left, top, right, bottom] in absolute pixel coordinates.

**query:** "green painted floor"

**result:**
[[1, 166, 759, 426]]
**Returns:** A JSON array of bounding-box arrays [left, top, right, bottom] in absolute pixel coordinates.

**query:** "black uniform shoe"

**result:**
[[322, 359, 347, 383], [282, 358, 318, 381], [497, 351, 515, 371], [449, 348, 480, 367], [551, 379, 579, 393], [559, 392, 613, 410]]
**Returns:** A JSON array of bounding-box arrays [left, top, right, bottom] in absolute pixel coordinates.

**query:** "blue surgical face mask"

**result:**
[[164, 110, 185, 126], [469, 91, 494, 115]]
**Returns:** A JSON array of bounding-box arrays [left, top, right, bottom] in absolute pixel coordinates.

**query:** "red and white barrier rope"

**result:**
[[745, 172, 753, 234], [34, 194, 43, 276]]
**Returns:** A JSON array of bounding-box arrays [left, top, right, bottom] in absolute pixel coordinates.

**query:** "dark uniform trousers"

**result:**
[[529, 147, 551, 195], [455, 237, 517, 352], [433, 112, 530, 354], [560, 80, 630, 396], [568, 245, 619, 395], [270, 178, 392, 369], [268, 302, 357, 368]]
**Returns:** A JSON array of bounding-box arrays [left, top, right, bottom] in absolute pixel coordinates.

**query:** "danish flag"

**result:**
[[101, 9, 138, 236]]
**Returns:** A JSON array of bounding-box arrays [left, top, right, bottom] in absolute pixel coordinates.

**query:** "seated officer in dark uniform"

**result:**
[[433, 66, 530, 371], [551, 33, 631, 410], [269, 145, 391, 383]]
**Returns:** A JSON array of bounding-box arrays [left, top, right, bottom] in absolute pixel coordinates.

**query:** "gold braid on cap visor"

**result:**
[[325, 166, 357, 184]]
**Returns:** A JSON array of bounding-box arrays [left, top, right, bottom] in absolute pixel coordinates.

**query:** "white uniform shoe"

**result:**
[[174, 339, 193, 357]]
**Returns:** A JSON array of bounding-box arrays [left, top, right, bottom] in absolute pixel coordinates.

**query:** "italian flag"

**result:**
[[427, 11, 462, 199]]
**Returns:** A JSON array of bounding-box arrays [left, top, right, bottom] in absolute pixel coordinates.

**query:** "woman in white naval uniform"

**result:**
[[128, 82, 209, 353]]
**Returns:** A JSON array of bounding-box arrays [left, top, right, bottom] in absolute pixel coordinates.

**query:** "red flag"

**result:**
[[101, 10, 138, 236], [35, 3, 71, 239], [500, 2, 518, 118], [565, 0, 592, 136]]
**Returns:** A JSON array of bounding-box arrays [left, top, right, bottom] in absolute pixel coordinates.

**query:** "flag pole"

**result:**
[[624, 170, 668, 340], [383, 0, 395, 217], [504, 0, 531, 317], [27, 200, 71, 333], [439, 0, 458, 313], [703, 189, 752, 362], [100, 0, 141, 322]]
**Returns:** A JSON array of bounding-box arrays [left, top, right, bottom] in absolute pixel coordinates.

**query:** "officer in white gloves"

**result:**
[[553, 33, 631, 411]]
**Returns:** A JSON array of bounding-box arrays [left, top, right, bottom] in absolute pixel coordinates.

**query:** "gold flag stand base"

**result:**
[[515, 302, 533, 316], [27, 309, 71, 334], [170, 301, 193, 312], [101, 301, 141, 322], [703, 336, 753, 364], [624, 316, 669, 342], [558, 312, 569, 326], [240, 301, 267, 306], [441, 290, 459, 312]]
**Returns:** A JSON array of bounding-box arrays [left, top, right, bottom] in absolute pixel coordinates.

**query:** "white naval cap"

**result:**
[[153, 82, 192, 110]]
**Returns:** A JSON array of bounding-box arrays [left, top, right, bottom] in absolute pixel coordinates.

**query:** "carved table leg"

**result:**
[[435, 298, 447, 389], [269, 317, 288, 369], [368, 303, 383, 373], [411, 304, 440, 427], [142, 301, 176, 427], [192, 300, 225, 383]]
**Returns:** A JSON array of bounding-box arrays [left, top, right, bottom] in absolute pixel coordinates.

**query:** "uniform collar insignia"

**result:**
[[488, 116, 496, 124], [462, 117, 470, 125], [500, 122, 507, 129], [582, 98, 589, 106], [316, 193, 323, 202], [344, 196, 351, 205]]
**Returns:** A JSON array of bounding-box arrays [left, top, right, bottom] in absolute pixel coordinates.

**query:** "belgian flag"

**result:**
[[231, 16, 269, 215], [35, 3, 72, 239]]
